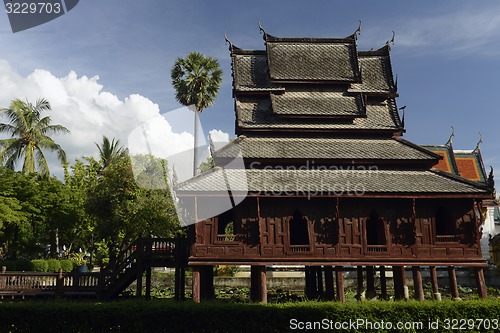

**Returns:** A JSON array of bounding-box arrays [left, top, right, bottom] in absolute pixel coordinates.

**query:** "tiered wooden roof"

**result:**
[[176, 28, 493, 198]]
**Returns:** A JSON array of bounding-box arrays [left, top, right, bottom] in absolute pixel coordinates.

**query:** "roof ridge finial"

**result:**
[[474, 132, 483, 152], [399, 105, 406, 128], [354, 20, 362, 40], [446, 126, 455, 146], [487, 166, 495, 188], [258, 21, 267, 40], [224, 32, 233, 52], [386, 31, 395, 49]]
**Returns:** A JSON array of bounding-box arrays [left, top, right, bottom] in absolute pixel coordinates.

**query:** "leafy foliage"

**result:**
[[171, 52, 222, 113], [1, 299, 500, 332], [0, 98, 69, 178]]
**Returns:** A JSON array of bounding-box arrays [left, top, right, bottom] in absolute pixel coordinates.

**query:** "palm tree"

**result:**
[[0, 98, 69, 178], [171, 52, 222, 176], [95, 136, 125, 171]]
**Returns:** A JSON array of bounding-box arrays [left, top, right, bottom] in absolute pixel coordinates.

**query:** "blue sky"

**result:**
[[0, 0, 499, 178]]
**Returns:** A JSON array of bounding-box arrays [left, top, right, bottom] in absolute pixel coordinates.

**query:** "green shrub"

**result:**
[[31, 259, 48, 272], [15, 259, 34, 271], [0, 299, 499, 332], [46, 259, 61, 273], [60, 259, 73, 272]]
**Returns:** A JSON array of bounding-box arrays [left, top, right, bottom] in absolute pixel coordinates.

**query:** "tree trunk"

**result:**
[[193, 109, 200, 177]]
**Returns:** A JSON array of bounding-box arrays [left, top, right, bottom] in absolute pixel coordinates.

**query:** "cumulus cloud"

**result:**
[[395, 5, 500, 56], [0, 59, 230, 178]]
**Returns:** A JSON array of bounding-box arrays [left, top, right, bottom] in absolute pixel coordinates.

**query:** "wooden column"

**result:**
[[366, 266, 375, 298], [305, 266, 317, 299], [192, 266, 201, 303], [258, 266, 267, 303], [429, 266, 440, 300], [145, 267, 152, 300], [380, 266, 387, 299], [316, 266, 324, 297], [324, 266, 335, 301], [201, 266, 214, 300], [335, 266, 345, 303], [448, 266, 460, 299], [356, 266, 364, 299], [412, 266, 424, 301], [393, 266, 404, 300], [251, 266, 267, 303], [474, 267, 487, 298], [136, 266, 143, 298]]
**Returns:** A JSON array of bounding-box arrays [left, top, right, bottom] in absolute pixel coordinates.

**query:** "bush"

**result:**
[[15, 259, 34, 271], [31, 259, 48, 272], [60, 259, 73, 272], [46, 259, 61, 273], [0, 299, 499, 332]]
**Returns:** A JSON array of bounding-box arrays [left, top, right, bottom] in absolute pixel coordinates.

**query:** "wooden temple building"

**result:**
[[175, 26, 495, 303]]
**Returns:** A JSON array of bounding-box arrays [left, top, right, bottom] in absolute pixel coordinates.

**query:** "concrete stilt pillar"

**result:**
[[412, 266, 424, 301], [335, 266, 345, 303]]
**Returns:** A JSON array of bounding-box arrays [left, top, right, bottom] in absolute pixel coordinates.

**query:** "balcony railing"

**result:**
[[436, 235, 457, 243], [289, 245, 311, 253], [366, 245, 389, 253], [216, 234, 237, 242]]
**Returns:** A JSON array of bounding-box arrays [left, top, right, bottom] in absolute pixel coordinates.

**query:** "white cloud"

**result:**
[[208, 129, 230, 143], [0, 59, 228, 178], [395, 5, 500, 56]]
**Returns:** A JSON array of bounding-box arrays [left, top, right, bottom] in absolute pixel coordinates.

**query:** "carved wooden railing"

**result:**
[[0, 271, 100, 298], [366, 245, 389, 253], [436, 235, 458, 243], [289, 245, 311, 253]]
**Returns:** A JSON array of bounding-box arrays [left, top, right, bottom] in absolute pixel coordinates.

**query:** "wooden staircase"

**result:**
[[0, 237, 189, 300], [100, 237, 189, 299]]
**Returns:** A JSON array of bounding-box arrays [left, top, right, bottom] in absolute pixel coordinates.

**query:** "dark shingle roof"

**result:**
[[214, 136, 438, 162], [270, 88, 366, 117], [236, 96, 402, 132], [266, 41, 361, 82], [349, 47, 397, 95], [232, 53, 284, 92], [175, 168, 490, 194]]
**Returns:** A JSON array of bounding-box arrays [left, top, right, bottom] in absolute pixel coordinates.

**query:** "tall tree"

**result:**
[[95, 136, 124, 171], [0, 98, 69, 178], [171, 52, 222, 175]]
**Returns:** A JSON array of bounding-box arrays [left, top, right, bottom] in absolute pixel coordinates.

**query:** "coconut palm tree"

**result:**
[[171, 52, 222, 176], [95, 136, 125, 171], [0, 98, 69, 178]]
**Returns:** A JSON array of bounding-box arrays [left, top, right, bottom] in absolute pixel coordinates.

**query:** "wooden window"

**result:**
[[435, 206, 457, 242]]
